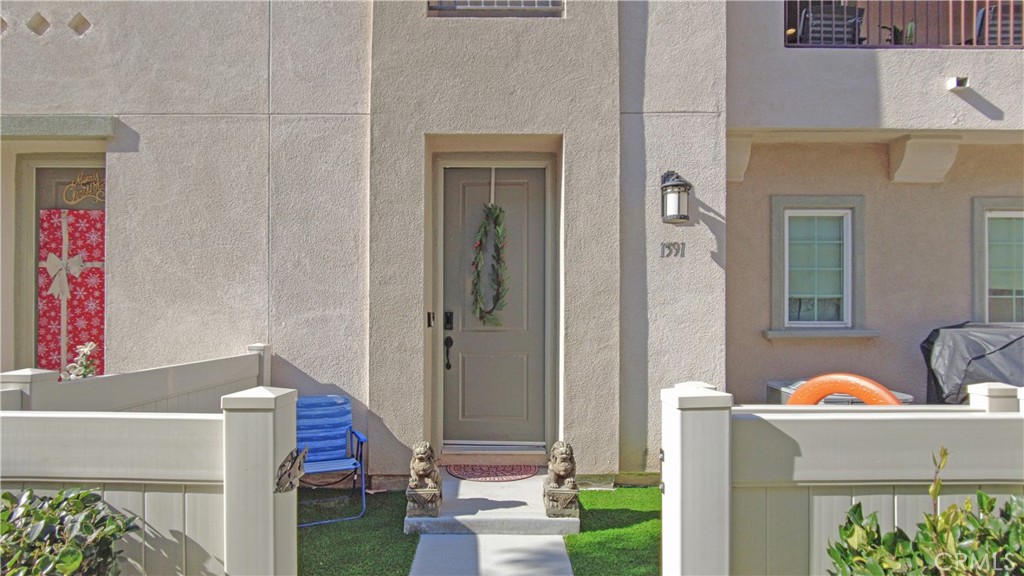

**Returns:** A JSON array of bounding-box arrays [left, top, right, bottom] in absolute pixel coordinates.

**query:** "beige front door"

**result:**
[[443, 167, 546, 444]]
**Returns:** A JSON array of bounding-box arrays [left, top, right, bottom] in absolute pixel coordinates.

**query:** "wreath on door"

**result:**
[[471, 203, 508, 326]]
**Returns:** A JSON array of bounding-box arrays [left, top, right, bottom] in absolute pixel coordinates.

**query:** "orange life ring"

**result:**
[[786, 373, 902, 405]]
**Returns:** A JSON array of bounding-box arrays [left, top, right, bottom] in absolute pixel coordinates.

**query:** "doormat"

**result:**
[[446, 464, 538, 482]]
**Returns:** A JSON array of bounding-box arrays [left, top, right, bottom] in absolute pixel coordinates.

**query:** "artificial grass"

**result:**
[[564, 486, 662, 576], [297, 488, 419, 576]]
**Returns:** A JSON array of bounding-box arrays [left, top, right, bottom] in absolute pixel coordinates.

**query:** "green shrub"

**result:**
[[1, 488, 137, 576], [828, 448, 1024, 576]]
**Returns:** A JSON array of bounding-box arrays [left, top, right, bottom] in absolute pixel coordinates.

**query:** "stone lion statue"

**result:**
[[409, 441, 441, 490], [546, 441, 577, 489]]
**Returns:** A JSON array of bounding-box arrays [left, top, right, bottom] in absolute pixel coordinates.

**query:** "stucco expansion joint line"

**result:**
[[112, 113, 371, 117], [620, 111, 723, 116]]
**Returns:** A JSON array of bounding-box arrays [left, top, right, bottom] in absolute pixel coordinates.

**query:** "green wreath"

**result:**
[[471, 204, 509, 326]]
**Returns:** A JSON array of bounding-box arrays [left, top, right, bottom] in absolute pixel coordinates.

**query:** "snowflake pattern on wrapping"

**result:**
[[36, 209, 105, 374]]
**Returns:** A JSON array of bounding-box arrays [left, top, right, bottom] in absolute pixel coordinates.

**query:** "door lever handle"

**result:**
[[444, 336, 454, 370]]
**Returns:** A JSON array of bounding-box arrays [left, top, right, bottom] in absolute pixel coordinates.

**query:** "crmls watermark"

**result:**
[[934, 551, 1020, 572]]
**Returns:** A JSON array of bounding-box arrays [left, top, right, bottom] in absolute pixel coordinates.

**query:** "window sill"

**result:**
[[762, 328, 881, 340]]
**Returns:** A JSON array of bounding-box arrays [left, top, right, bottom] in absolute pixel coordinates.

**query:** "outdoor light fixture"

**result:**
[[661, 171, 692, 223]]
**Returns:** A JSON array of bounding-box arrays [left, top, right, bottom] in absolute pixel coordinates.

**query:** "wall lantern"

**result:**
[[661, 171, 692, 223]]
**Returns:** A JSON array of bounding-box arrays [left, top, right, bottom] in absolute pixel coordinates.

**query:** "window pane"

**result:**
[[987, 215, 1024, 322], [988, 297, 1015, 323], [816, 243, 843, 268], [816, 270, 843, 295], [789, 270, 815, 295], [989, 244, 1023, 272], [816, 217, 843, 241], [787, 213, 847, 324], [789, 217, 816, 241], [789, 297, 816, 321], [989, 217, 1024, 243], [789, 243, 815, 268], [817, 297, 843, 322]]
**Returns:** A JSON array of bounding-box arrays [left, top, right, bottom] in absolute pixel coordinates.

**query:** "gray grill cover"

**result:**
[[921, 323, 1024, 404]]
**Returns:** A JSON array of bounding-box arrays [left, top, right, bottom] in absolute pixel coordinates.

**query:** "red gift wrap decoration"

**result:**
[[36, 209, 105, 375]]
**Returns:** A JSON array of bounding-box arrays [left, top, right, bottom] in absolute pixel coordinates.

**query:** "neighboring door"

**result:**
[[14, 156, 106, 374], [443, 167, 545, 444]]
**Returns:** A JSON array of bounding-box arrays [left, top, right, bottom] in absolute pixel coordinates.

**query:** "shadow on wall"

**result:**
[[108, 119, 141, 154], [272, 355, 413, 479], [618, 0, 650, 473], [696, 198, 726, 270], [954, 89, 1004, 120]]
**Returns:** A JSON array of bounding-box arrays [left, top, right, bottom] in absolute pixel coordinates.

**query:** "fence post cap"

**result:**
[[221, 386, 296, 410], [966, 382, 1019, 397], [0, 368, 60, 384], [661, 382, 734, 410]]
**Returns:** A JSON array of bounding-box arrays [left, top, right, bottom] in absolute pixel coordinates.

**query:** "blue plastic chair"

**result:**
[[296, 395, 367, 526]]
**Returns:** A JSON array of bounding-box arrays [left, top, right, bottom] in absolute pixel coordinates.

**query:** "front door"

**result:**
[[443, 167, 546, 444]]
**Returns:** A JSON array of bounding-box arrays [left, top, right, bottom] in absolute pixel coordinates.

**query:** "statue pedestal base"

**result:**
[[543, 486, 579, 518], [406, 487, 441, 517]]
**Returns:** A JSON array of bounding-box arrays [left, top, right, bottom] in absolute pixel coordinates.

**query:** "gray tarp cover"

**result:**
[[921, 323, 1024, 404]]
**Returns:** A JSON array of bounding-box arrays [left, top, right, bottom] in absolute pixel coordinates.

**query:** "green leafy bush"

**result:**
[[1, 488, 137, 576], [828, 448, 1024, 576]]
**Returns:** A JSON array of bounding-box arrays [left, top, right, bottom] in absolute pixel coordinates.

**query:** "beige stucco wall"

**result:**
[[619, 1, 727, 472], [0, 2, 372, 422], [368, 0, 622, 475], [727, 2, 1024, 131], [726, 143, 1024, 404]]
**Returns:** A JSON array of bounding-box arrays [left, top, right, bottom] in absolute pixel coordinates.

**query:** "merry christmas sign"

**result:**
[[36, 209, 105, 374]]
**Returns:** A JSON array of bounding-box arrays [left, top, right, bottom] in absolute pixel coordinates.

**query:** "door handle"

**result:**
[[444, 336, 454, 370]]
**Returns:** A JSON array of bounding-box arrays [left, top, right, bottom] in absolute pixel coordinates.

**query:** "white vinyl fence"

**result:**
[[0, 344, 271, 412], [661, 381, 1024, 576], [1, 386, 298, 576]]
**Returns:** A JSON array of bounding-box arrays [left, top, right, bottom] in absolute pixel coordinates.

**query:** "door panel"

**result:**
[[443, 167, 545, 443]]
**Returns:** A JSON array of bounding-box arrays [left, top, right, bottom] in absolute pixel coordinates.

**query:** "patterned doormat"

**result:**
[[446, 464, 538, 482]]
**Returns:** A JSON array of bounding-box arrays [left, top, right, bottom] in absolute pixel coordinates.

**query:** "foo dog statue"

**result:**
[[546, 441, 577, 489], [409, 441, 441, 489], [544, 441, 579, 518], [406, 441, 441, 518]]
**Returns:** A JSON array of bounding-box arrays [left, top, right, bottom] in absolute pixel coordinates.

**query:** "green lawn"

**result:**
[[297, 489, 419, 576], [296, 486, 661, 576], [564, 487, 662, 576]]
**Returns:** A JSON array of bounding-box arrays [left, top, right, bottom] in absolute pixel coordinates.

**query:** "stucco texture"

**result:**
[[726, 143, 1024, 404], [368, 0, 621, 474], [0, 2, 269, 114], [726, 2, 1024, 131], [269, 116, 369, 422], [105, 115, 270, 371]]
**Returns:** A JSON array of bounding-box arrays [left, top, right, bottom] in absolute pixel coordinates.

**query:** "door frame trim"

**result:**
[[430, 153, 560, 453]]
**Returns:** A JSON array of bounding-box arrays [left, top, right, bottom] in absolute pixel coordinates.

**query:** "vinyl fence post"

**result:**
[[222, 386, 297, 575], [660, 382, 733, 576], [967, 382, 1022, 412], [246, 343, 273, 387], [0, 368, 59, 410]]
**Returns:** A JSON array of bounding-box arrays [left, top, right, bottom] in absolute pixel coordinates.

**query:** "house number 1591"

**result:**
[[661, 242, 684, 258]]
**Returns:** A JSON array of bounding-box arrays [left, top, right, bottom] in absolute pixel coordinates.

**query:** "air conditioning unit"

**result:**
[[766, 379, 915, 405]]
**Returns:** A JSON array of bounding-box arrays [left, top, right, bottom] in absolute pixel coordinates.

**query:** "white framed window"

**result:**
[[984, 211, 1024, 323], [784, 209, 852, 327], [973, 198, 1024, 324], [767, 195, 873, 339]]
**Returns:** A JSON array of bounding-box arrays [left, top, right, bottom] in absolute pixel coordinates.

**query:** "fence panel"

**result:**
[[0, 386, 297, 575], [662, 382, 1024, 576]]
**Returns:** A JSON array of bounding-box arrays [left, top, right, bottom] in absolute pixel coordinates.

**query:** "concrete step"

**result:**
[[403, 468, 580, 535]]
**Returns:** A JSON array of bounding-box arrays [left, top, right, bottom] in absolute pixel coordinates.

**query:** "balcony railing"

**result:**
[[427, 0, 563, 17], [785, 1, 1023, 47]]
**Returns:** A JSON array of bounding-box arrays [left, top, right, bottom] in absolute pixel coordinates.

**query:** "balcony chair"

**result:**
[[797, 4, 865, 45], [296, 395, 367, 527]]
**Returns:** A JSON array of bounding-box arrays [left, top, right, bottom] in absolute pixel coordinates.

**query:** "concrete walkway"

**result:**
[[409, 534, 573, 576], [406, 469, 576, 575]]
